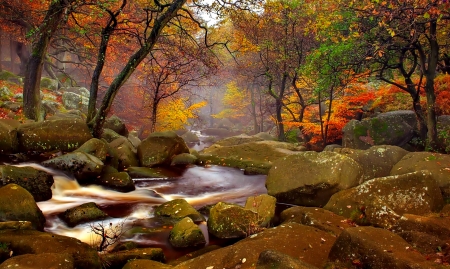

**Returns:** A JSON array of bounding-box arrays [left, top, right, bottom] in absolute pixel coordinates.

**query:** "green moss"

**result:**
[[353, 124, 368, 137]]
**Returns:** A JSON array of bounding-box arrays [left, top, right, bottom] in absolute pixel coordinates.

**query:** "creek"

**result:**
[[22, 163, 267, 261]]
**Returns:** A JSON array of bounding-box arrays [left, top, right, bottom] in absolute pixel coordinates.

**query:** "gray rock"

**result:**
[[104, 115, 128, 136], [109, 137, 139, 170], [62, 91, 89, 112], [170, 153, 197, 166], [40, 77, 58, 91], [74, 138, 109, 162]]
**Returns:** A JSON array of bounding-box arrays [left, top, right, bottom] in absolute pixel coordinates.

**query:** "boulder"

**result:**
[[256, 249, 320, 269], [327, 226, 434, 269], [214, 134, 263, 147], [0, 184, 45, 231], [154, 199, 204, 222], [0, 229, 101, 269], [74, 138, 109, 162], [101, 128, 123, 143], [396, 230, 447, 255], [280, 206, 355, 237], [47, 110, 86, 120], [169, 217, 206, 248], [266, 151, 363, 207], [324, 171, 444, 228], [42, 100, 61, 115], [0, 253, 74, 269], [65, 87, 89, 96], [390, 152, 450, 201], [437, 115, 450, 153], [170, 153, 197, 166], [138, 131, 190, 167], [393, 213, 450, 241], [342, 110, 416, 150], [109, 137, 139, 170], [101, 248, 164, 269], [207, 202, 268, 239], [126, 166, 167, 179], [337, 145, 409, 182], [254, 132, 276, 141], [95, 172, 135, 192], [62, 91, 89, 112], [244, 194, 277, 227], [173, 223, 336, 269], [0, 86, 12, 100], [0, 119, 19, 154], [0, 165, 54, 201], [17, 119, 92, 153], [60, 202, 109, 227], [103, 115, 128, 136], [127, 130, 141, 149], [123, 259, 173, 269], [181, 131, 199, 143], [0, 221, 33, 230], [41, 152, 104, 183], [200, 128, 236, 138], [40, 77, 58, 91]]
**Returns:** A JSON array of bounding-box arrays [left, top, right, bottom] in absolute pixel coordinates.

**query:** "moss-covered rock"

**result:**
[[0, 221, 33, 230], [266, 151, 363, 207], [42, 152, 104, 183], [0, 184, 45, 231], [0, 119, 19, 154], [0, 229, 101, 269], [60, 202, 109, 227], [324, 171, 444, 228], [244, 194, 276, 227], [170, 153, 197, 166], [17, 119, 93, 153], [138, 131, 190, 167], [0, 252, 74, 269], [213, 134, 263, 147], [74, 138, 109, 162], [126, 166, 167, 179], [103, 115, 128, 136], [109, 137, 139, 170], [0, 165, 53, 202], [181, 131, 199, 143], [95, 172, 135, 192], [154, 199, 204, 222], [101, 248, 164, 269], [123, 259, 173, 269], [256, 249, 320, 269], [169, 217, 206, 248], [40, 77, 58, 91]]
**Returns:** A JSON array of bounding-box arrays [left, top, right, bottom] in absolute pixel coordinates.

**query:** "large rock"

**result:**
[[95, 172, 135, 192], [62, 91, 89, 112], [17, 119, 92, 153], [173, 223, 336, 269], [74, 138, 109, 162], [60, 202, 109, 227], [0, 119, 19, 154], [324, 171, 444, 228], [181, 131, 199, 143], [123, 259, 173, 269], [109, 137, 139, 170], [40, 77, 58, 91], [169, 217, 206, 248], [244, 194, 277, 227], [0, 253, 74, 269], [266, 151, 363, 207], [327, 226, 434, 269], [0, 229, 101, 269], [101, 248, 164, 269], [256, 250, 319, 269], [103, 115, 128, 136], [137, 131, 189, 167], [335, 145, 409, 182], [342, 110, 416, 150], [0, 165, 54, 202], [437, 115, 450, 153], [390, 152, 450, 201], [213, 134, 263, 146], [207, 202, 268, 239], [154, 199, 204, 222], [0, 184, 46, 231], [42, 152, 104, 183]]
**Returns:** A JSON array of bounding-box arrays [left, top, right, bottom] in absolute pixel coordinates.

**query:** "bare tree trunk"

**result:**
[[9, 37, 14, 73]]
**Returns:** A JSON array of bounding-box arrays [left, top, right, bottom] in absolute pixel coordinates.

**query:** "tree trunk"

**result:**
[[89, 0, 187, 137], [9, 37, 14, 72], [0, 31, 2, 72], [23, 0, 71, 121]]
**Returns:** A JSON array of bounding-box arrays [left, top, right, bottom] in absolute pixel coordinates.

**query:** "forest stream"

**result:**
[[17, 163, 267, 261]]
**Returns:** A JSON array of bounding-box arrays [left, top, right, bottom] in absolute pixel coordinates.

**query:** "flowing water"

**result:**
[[16, 163, 267, 260]]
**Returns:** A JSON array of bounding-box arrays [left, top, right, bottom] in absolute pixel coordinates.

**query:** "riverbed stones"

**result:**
[[138, 131, 190, 167], [324, 171, 444, 228], [95, 172, 135, 192], [0, 119, 19, 154], [170, 153, 197, 166], [169, 217, 206, 248], [327, 226, 435, 269], [0, 165, 53, 201], [101, 248, 164, 269], [42, 152, 104, 183], [0, 229, 101, 269], [390, 152, 450, 201], [74, 138, 109, 162], [266, 151, 363, 207], [244, 194, 276, 227], [60, 202, 109, 227], [181, 131, 199, 143], [256, 249, 320, 269], [126, 166, 166, 178], [154, 199, 204, 222], [0, 253, 74, 269], [109, 137, 139, 170], [17, 118, 92, 153], [0, 184, 45, 231]]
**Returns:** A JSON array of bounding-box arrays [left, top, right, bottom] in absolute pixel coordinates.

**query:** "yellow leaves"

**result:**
[[155, 98, 207, 132]]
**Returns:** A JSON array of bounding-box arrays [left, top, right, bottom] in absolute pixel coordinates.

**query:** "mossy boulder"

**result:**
[[17, 119, 93, 153], [0, 252, 74, 269], [256, 249, 320, 269], [342, 110, 416, 150], [200, 128, 236, 138], [324, 171, 444, 228], [327, 227, 435, 269], [103, 115, 128, 136], [109, 137, 139, 170], [0, 221, 33, 230], [42, 152, 104, 183], [154, 199, 204, 222], [62, 91, 89, 112], [138, 131, 190, 167], [213, 134, 263, 147], [74, 138, 109, 162], [266, 151, 363, 207], [207, 202, 268, 239], [0, 229, 101, 269], [126, 166, 167, 179], [95, 172, 135, 192], [170, 153, 197, 166], [244, 194, 276, 227], [101, 128, 122, 143], [123, 259, 173, 269], [60, 202, 109, 227], [390, 152, 450, 201], [0, 119, 19, 154], [0, 165, 53, 202], [40, 77, 58, 91], [0, 184, 45, 231], [101, 248, 164, 269], [181, 131, 200, 143], [169, 217, 206, 248]]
